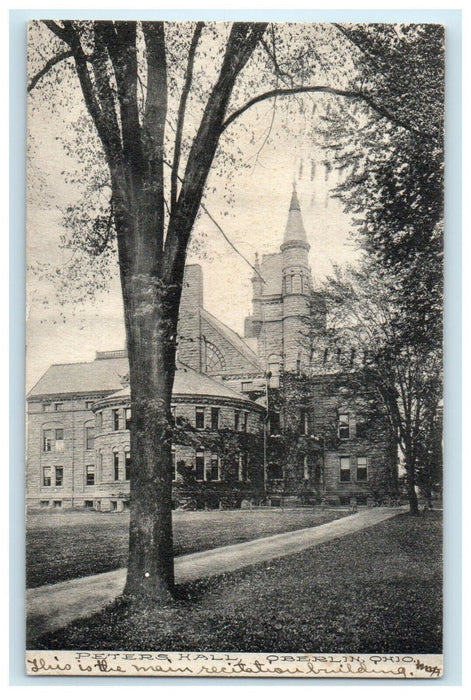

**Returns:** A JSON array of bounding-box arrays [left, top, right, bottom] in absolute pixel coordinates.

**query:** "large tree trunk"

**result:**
[[121, 271, 179, 602]]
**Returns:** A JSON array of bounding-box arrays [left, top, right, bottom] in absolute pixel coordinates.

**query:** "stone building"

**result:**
[[241, 185, 397, 505], [26, 188, 397, 509], [90, 365, 264, 512], [26, 265, 266, 510]]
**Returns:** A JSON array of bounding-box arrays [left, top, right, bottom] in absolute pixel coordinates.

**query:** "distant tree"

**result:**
[[312, 24, 444, 515], [324, 264, 442, 514]]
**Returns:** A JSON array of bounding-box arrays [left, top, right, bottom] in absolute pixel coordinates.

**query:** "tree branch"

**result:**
[[27, 49, 73, 92], [163, 159, 264, 282], [221, 85, 431, 138], [163, 22, 268, 285], [141, 21, 168, 261], [171, 22, 204, 213], [42, 21, 123, 170], [332, 23, 383, 73]]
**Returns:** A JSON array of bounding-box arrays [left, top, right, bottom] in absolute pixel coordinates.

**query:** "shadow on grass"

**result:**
[[32, 512, 442, 654]]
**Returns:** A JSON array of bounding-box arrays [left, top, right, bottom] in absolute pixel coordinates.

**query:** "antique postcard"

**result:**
[[25, 19, 444, 678]]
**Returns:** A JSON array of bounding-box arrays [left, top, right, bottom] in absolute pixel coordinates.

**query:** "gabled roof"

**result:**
[[27, 356, 129, 399], [200, 308, 262, 371]]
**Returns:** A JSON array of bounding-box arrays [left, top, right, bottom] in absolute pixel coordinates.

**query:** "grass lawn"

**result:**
[[27, 508, 347, 588], [37, 511, 442, 654]]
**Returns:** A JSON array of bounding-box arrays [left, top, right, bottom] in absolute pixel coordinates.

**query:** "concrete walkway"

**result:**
[[26, 507, 405, 646]]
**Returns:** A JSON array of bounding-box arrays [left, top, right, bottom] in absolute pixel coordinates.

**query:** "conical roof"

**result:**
[[92, 364, 260, 409], [282, 186, 309, 249]]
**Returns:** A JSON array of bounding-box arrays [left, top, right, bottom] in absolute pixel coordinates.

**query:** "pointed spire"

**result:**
[[289, 184, 301, 212], [282, 183, 309, 249]]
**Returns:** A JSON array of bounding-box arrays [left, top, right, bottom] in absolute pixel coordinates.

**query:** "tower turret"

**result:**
[[281, 185, 313, 372]]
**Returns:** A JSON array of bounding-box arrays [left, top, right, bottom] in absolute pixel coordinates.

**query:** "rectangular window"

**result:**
[[170, 406, 176, 426], [195, 407, 205, 429], [268, 365, 280, 388], [111, 500, 118, 511], [86, 465, 95, 486], [42, 403, 52, 412], [195, 450, 205, 481], [43, 428, 63, 452], [125, 451, 131, 481], [357, 457, 368, 482], [238, 452, 248, 482], [241, 381, 252, 392], [53, 500, 62, 508], [339, 456, 351, 482], [85, 426, 95, 450], [55, 466, 63, 487], [300, 409, 308, 434], [211, 407, 219, 430], [207, 453, 220, 481], [39, 500, 49, 508], [97, 412, 103, 431], [338, 413, 350, 439], [241, 412, 247, 433], [113, 452, 120, 481], [42, 466, 51, 487], [234, 410, 240, 431], [125, 408, 131, 430], [43, 429, 54, 452], [303, 455, 310, 480], [55, 428, 64, 452], [84, 500, 94, 509], [269, 412, 281, 435], [54, 402, 63, 411], [112, 409, 120, 431]]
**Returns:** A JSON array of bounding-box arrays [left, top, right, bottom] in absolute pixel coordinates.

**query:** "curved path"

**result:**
[[26, 506, 406, 646]]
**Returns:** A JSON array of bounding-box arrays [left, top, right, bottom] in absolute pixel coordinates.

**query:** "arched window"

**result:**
[[42, 421, 65, 453], [204, 341, 226, 373]]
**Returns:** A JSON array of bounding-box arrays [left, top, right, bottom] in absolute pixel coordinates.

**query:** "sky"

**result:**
[[26, 22, 358, 392]]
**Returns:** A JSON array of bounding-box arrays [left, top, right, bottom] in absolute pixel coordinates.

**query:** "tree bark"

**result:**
[[124, 278, 177, 600]]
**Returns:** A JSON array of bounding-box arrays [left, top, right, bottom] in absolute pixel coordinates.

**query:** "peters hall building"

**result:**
[[26, 188, 397, 511]]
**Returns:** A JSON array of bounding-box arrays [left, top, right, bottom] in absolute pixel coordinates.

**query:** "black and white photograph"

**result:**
[[25, 18, 444, 678]]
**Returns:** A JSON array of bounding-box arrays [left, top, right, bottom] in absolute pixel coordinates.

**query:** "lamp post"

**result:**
[[263, 369, 271, 495]]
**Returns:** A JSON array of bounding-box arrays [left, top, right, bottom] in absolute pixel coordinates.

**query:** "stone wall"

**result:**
[[265, 372, 398, 504], [26, 396, 105, 509]]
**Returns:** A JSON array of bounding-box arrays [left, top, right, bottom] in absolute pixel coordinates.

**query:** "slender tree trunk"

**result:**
[[404, 443, 419, 515]]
